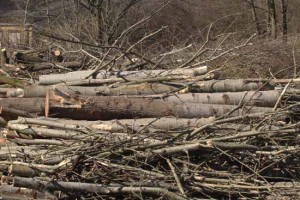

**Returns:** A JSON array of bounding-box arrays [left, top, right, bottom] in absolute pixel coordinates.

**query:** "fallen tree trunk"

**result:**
[[0, 95, 275, 120], [12, 117, 216, 132], [154, 90, 281, 107], [2, 176, 186, 200], [24, 83, 179, 97], [23, 61, 82, 71], [0, 88, 23, 97], [0, 48, 9, 66], [14, 52, 44, 63], [24, 82, 279, 99], [192, 79, 273, 92], [0, 184, 48, 200], [63, 70, 221, 86], [37, 66, 208, 85], [0, 75, 26, 88]]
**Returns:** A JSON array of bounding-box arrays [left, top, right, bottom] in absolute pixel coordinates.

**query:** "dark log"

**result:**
[[23, 61, 82, 71], [14, 52, 44, 63], [1, 48, 9, 66]]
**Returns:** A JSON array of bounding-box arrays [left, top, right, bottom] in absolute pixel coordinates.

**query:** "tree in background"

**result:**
[[281, 0, 288, 42], [267, 0, 277, 39], [79, 0, 141, 45], [248, 0, 263, 36]]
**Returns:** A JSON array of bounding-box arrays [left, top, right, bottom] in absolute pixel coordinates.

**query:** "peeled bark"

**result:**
[[38, 66, 208, 85]]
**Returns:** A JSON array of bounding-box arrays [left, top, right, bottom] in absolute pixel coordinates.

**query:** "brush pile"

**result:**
[[0, 50, 299, 200]]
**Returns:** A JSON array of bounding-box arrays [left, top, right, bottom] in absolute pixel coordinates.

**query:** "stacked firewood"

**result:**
[[0, 60, 299, 199]]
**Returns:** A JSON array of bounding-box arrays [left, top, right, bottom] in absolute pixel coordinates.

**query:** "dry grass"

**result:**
[[207, 37, 300, 79]]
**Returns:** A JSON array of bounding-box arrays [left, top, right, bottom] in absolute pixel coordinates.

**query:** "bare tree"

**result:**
[[78, 0, 141, 45], [267, 0, 277, 39], [246, 0, 263, 35], [281, 0, 288, 42]]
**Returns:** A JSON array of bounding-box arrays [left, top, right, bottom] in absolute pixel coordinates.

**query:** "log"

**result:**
[[0, 95, 275, 120], [0, 97, 44, 119], [0, 88, 23, 97], [63, 70, 220, 86], [25, 80, 277, 98], [0, 75, 26, 88], [13, 117, 216, 132], [37, 66, 208, 85], [0, 184, 48, 199], [24, 83, 179, 97], [23, 61, 82, 71], [13, 52, 44, 63], [156, 90, 281, 107], [2, 176, 186, 200], [1, 48, 9, 66], [48, 96, 276, 120], [192, 79, 273, 92]]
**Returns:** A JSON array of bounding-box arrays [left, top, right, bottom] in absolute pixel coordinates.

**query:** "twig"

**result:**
[[272, 80, 292, 111], [167, 158, 186, 197], [178, 24, 212, 68]]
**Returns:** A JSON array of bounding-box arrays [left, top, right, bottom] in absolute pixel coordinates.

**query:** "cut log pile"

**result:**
[[0, 56, 300, 199]]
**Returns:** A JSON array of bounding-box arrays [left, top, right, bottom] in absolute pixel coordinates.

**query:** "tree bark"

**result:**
[[158, 90, 280, 107], [192, 79, 273, 92], [23, 61, 82, 71], [1, 48, 9, 66], [14, 116, 216, 133], [281, 0, 288, 42], [38, 66, 207, 85], [24, 83, 179, 97], [267, 0, 277, 39], [0, 96, 274, 120], [250, 0, 262, 35], [3, 176, 186, 200]]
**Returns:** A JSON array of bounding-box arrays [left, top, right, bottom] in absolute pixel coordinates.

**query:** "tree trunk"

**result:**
[[38, 66, 207, 85], [1, 48, 9, 66], [158, 90, 280, 107], [191, 79, 273, 92], [267, 0, 277, 39], [23, 61, 82, 72], [250, 0, 262, 35], [281, 0, 288, 42], [24, 83, 179, 97], [13, 117, 216, 133], [0, 96, 274, 120]]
